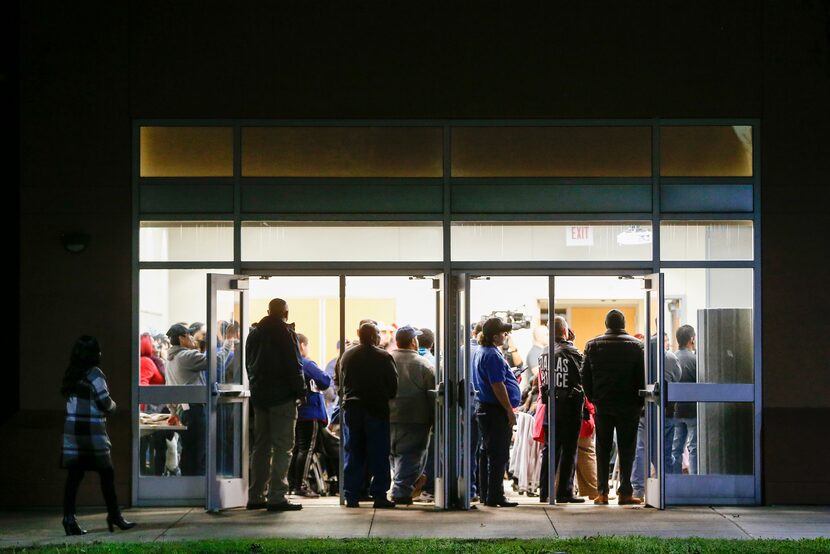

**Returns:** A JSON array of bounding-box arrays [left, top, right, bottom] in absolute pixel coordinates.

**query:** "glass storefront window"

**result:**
[[137, 402, 206, 477], [139, 269, 234, 335], [451, 222, 653, 261], [140, 221, 234, 262], [140, 127, 233, 177], [241, 222, 443, 262], [661, 126, 753, 177], [660, 221, 754, 261], [242, 127, 443, 177], [451, 126, 651, 177], [249, 276, 341, 369], [663, 268, 753, 383], [669, 402, 753, 476]]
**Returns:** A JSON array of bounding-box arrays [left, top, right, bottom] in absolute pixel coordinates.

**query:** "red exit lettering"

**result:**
[[571, 226, 588, 240]]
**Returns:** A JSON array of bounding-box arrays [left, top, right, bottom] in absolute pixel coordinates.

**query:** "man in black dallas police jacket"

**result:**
[[539, 316, 585, 504]]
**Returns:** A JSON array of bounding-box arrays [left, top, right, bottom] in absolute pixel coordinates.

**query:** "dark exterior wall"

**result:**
[[759, 1, 830, 503], [15, 0, 132, 506], [11, 0, 830, 506]]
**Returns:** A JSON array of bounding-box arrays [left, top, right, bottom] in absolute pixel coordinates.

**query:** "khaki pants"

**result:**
[[249, 401, 298, 504], [575, 432, 598, 499]]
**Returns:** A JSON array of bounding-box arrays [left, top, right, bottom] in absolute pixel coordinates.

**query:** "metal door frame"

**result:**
[[238, 267, 447, 507], [206, 273, 251, 511], [455, 268, 662, 509]]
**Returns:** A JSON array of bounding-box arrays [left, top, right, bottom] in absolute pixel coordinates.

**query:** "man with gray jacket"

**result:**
[[389, 325, 436, 504], [165, 323, 232, 476]]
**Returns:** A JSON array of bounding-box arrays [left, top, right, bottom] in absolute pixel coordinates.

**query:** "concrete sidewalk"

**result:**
[[2, 500, 829, 548]]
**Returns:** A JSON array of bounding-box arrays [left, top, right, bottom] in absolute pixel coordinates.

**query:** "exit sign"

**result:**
[[566, 225, 593, 246]]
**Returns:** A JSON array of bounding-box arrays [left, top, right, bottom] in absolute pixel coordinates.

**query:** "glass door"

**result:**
[[432, 273, 449, 510], [342, 274, 444, 507], [206, 274, 250, 511], [451, 273, 472, 509], [642, 272, 665, 509]]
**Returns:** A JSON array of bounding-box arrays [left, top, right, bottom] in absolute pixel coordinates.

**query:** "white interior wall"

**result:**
[[140, 224, 234, 262], [240, 225, 443, 262], [452, 224, 653, 261]]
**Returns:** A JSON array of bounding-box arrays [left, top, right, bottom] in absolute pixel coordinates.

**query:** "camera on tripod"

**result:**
[[485, 309, 532, 331]]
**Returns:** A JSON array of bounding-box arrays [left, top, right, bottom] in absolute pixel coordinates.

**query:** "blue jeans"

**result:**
[[671, 417, 698, 474], [343, 405, 391, 503], [469, 413, 479, 497], [389, 422, 430, 498], [421, 431, 435, 494], [631, 415, 676, 497]]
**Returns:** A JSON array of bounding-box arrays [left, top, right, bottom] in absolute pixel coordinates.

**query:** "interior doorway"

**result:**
[[453, 272, 665, 510]]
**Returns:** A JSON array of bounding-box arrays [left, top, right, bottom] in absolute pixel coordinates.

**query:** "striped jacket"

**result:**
[[61, 367, 116, 469]]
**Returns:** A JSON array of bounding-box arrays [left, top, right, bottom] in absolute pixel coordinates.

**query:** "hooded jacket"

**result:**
[[166, 345, 209, 386], [582, 329, 645, 416], [140, 336, 164, 386], [246, 315, 305, 408]]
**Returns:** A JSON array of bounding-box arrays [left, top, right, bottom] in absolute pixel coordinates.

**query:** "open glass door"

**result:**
[[451, 273, 473, 510], [431, 273, 449, 510], [206, 274, 250, 511], [642, 272, 665, 509]]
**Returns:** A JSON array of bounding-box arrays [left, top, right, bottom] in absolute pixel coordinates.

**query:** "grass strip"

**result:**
[[3, 537, 830, 554]]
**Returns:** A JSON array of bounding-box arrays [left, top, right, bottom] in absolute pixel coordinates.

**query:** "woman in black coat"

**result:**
[[60, 336, 136, 536]]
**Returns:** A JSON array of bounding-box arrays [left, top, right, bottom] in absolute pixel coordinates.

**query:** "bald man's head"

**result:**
[[268, 298, 289, 320], [553, 316, 569, 339], [358, 322, 380, 346]]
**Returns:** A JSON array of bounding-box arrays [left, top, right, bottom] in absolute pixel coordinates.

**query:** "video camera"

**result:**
[[484, 309, 532, 331]]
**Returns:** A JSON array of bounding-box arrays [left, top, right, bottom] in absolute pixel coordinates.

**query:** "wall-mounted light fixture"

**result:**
[[61, 232, 91, 254]]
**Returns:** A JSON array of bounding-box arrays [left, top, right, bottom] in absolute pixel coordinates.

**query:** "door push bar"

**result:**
[[639, 381, 660, 402], [212, 383, 249, 397]]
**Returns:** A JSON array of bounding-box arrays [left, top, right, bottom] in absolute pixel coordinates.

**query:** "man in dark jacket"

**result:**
[[582, 309, 645, 505], [246, 298, 306, 512], [340, 322, 398, 508], [538, 316, 586, 504]]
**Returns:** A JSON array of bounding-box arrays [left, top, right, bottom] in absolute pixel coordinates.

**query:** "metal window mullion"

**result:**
[[338, 274, 346, 506], [137, 213, 235, 222], [131, 121, 141, 507], [139, 261, 237, 270], [449, 213, 655, 222], [547, 275, 556, 505], [752, 122, 763, 504], [238, 213, 443, 222], [233, 124, 242, 273], [652, 121, 661, 273], [658, 261, 755, 269], [658, 213, 756, 221]]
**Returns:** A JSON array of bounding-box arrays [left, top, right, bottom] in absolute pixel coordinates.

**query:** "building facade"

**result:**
[[10, 1, 830, 506]]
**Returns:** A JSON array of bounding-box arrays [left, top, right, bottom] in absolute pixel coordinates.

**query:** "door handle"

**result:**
[[639, 382, 660, 401], [215, 384, 246, 396], [457, 379, 467, 408]]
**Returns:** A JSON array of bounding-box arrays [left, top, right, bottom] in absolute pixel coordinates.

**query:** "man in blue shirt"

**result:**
[[473, 317, 521, 508]]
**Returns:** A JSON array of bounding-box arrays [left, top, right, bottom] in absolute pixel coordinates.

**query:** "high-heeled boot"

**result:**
[[106, 512, 136, 532], [62, 515, 88, 536]]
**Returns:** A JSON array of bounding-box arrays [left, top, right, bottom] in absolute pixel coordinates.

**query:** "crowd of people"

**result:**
[[478, 309, 699, 506], [246, 299, 441, 511], [61, 297, 699, 535]]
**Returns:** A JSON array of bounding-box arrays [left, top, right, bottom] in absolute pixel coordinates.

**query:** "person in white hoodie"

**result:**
[[165, 323, 231, 475]]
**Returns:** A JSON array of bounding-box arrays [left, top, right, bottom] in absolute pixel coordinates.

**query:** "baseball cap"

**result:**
[[166, 323, 191, 340], [482, 317, 512, 338], [395, 324, 423, 344]]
